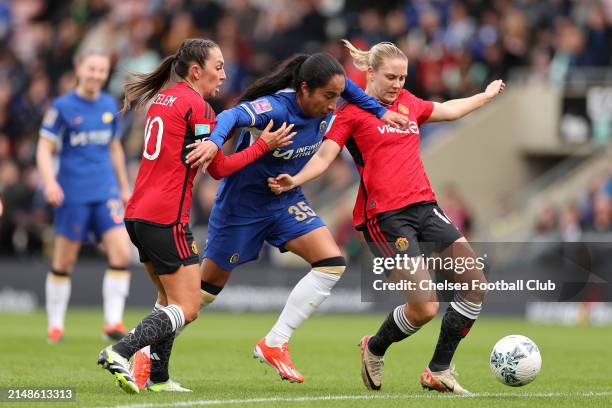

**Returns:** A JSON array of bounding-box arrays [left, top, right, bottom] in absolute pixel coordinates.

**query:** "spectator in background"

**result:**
[[533, 170, 612, 240], [0, 160, 21, 253], [550, 19, 585, 85], [8, 72, 51, 139], [560, 201, 582, 242], [580, 172, 611, 227], [534, 204, 558, 238], [331, 196, 361, 262], [579, 3, 611, 67], [588, 192, 612, 233], [499, 8, 529, 75]]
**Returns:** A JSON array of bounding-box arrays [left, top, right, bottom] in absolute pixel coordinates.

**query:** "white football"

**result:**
[[490, 335, 542, 386]]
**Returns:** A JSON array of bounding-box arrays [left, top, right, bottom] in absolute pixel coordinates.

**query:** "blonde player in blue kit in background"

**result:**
[[37, 49, 132, 343]]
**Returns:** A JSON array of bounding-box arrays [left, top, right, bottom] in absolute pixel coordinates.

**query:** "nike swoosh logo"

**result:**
[[363, 362, 381, 390]]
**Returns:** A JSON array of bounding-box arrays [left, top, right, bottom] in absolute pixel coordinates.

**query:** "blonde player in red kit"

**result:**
[[269, 40, 505, 394], [97, 38, 294, 394]]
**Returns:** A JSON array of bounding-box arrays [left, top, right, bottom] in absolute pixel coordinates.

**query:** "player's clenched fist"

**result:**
[[44, 180, 64, 207], [484, 79, 505, 100]]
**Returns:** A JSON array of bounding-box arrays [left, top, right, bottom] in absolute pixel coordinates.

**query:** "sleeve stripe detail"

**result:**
[[325, 114, 336, 134], [40, 129, 59, 142], [240, 103, 256, 127], [205, 103, 216, 120]]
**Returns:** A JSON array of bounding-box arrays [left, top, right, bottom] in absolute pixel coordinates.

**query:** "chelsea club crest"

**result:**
[[319, 120, 327, 134]]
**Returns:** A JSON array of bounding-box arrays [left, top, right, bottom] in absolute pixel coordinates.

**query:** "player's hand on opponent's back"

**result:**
[[484, 79, 506, 100], [381, 110, 410, 130], [260, 120, 296, 150], [185, 140, 219, 172], [268, 174, 295, 195], [44, 180, 64, 207]]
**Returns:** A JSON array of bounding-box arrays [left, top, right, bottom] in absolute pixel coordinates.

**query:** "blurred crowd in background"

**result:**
[[534, 171, 612, 241], [0, 0, 611, 256]]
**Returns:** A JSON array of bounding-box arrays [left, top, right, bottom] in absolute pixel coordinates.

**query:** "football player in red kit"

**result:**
[[97, 38, 294, 394], [269, 40, 505, 394]]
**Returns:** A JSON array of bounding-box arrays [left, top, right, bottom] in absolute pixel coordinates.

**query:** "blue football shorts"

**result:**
[[54, 198, 124, 242], [205, 196, 325, 270]]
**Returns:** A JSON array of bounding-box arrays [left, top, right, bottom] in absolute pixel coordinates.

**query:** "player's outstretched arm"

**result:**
[[186, 106, 250, 167], [268, 139, 341, 195], [186, 103, 280, 172], [207, 120, 296, 179], [36, 137, 64, 207], [427, 79, 506, 123]]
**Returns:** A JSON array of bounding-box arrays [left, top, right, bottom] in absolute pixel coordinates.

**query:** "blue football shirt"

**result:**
[[209, 78, 387, 217], [40, 91, 121, 204]]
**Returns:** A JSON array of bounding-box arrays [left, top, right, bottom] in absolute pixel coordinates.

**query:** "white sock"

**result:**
[[393, 305, 421, 335], [46, 272, 71, 330], [102, 268, 131, 326], [451, 293, 482, 320], [161, 304, 185, 332], [265, 270, 340, 347]]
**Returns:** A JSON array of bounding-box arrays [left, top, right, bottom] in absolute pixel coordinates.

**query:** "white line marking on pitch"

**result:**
[[96, 391, 612, 408]]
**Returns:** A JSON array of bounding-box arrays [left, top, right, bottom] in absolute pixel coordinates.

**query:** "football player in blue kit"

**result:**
[[37, 50, 131, 343], [185, 52, 409, 382]]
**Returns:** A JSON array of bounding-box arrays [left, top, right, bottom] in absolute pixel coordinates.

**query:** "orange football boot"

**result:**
[[253, 338, 304, 383]]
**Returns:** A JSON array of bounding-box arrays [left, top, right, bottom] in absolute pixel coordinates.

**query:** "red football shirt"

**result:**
[[325, 89, 435, 228], [125, 82, 216, 225]]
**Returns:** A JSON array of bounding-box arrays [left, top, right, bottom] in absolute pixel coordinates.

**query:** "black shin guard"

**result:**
[[150, 332, 176, 383], [428, 304, 475, 372], [112, 307, 182, 359]]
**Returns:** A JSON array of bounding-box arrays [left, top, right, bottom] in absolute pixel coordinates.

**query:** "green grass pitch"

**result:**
[[1, 309, 611, 407]]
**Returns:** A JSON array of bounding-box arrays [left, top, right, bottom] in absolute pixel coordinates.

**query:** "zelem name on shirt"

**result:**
[[151, 93, 178, 107]]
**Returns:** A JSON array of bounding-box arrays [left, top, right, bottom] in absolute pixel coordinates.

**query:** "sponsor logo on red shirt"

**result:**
[[376, 122, 420, 134]]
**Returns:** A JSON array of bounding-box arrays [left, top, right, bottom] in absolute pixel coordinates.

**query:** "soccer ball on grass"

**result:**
[[490, 334, 541, 386]]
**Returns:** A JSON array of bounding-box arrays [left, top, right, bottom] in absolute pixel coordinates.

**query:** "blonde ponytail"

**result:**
[[342, 39, 407, 71], [341, 39, 370, 71]]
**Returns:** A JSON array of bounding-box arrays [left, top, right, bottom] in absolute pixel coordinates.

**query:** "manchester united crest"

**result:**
[[395, 237, 409, 252], [398, 104, 409, 115], [191, 241, 199, 255]]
